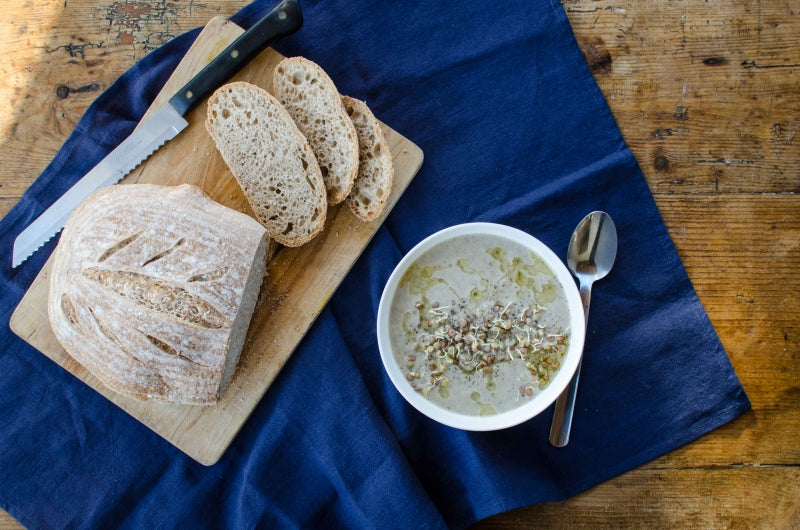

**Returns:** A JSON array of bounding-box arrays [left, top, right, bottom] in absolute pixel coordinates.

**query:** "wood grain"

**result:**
[[0, 0, 248, 202], [1, 0, 798, 527]]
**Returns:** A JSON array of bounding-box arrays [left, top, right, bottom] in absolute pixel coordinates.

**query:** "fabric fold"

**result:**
[[0, 1, 749, 528]]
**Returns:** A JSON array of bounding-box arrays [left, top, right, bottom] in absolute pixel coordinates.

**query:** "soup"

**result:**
[[389, 233, 571, 416]]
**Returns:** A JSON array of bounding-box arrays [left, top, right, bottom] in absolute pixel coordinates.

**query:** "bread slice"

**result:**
[[206, 81, 327, 247], [48, 183, 268, 405], [272, 57, 359, 205], [341, 96, 394, 221]]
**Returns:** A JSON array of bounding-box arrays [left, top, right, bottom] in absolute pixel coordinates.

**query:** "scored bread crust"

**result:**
[[206, 81, 327, 247], [48, 184, 268, 405], [341, 96, 394, 221], [272, 57, 359, 205]]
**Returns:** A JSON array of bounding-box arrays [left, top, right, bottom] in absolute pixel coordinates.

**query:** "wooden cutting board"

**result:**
[[9, 16, 423, 466]]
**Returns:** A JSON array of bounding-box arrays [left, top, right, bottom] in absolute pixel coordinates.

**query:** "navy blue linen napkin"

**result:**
[[0, 0, 750, 528]]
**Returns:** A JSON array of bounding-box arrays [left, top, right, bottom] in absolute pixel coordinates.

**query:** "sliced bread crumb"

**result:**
[[273, 57, 359, 205]]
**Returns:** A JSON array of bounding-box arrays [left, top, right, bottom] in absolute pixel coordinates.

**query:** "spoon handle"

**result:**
[[549, 281, 592, 447]]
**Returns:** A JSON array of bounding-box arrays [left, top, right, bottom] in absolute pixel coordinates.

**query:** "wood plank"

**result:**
[[476, 467, 800, 529], [0, 518, 21, 530], [563, 0, 800, 196], [0, 0, 251, 200]]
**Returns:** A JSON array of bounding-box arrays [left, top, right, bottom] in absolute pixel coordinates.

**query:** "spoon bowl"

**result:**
[[567, 212, 618, 282], [549, 211, 617, 447]]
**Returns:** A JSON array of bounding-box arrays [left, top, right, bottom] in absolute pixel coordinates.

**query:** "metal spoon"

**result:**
[[549, 211, 617, 447]]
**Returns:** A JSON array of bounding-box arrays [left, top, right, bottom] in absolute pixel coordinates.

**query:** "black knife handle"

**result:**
[[168, 0, 302, 116]]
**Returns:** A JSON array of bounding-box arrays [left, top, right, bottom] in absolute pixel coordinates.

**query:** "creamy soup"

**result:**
[[389, 233, 570, 416]]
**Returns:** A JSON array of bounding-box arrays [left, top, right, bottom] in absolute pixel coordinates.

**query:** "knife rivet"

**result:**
[[185, 90, 193, 100], [231, 49, 240, 59], [278, 10, 287, 20]]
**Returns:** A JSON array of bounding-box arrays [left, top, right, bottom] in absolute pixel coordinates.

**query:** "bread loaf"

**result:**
[[272, 57, 359, 205], [206, 81, 327, 247], [48, 183, 268, 405], [341, 96, 394, 221]]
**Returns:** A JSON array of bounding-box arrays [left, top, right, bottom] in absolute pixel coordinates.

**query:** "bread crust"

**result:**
[[273, 57, 359, 205], [48, 183, 268, 405], [342, 96, 394, 221]]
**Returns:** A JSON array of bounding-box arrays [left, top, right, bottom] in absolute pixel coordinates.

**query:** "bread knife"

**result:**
[[12, 0, 302, 268]]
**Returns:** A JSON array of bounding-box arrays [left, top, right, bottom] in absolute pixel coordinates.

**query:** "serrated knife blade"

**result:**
[[12, 0, 302, 268], [12, 105, 187, 268]]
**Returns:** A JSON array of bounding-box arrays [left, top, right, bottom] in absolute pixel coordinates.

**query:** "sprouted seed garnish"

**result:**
[[389, 233, 571, 416], [403, 299, 567, 400]]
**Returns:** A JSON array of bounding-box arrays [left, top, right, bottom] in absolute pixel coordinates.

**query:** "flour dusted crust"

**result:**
[[341, 96, 394, 221], [273, 57, 359, 205], [48, 184, 268, 405]]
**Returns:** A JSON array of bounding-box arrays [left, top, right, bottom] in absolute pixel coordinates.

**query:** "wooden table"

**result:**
[[1, 1, 797, 527]]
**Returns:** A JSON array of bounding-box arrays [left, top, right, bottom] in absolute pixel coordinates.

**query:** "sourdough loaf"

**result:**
[[341, 96, 394, 221], [48, 183, 268, 405], [206, 81, 327, 247], [272, 57, 359, 205]]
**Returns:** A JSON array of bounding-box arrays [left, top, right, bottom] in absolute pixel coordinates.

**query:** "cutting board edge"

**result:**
[[7, 18, 425, 467]]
